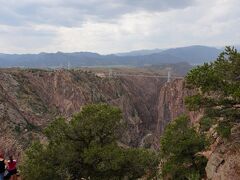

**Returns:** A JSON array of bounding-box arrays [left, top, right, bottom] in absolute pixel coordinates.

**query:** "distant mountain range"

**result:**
[[0, 45, 236, 68], [116, 49, 164, 56]]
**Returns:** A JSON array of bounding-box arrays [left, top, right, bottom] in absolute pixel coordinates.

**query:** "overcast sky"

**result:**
[[0, 0, 239, 54]]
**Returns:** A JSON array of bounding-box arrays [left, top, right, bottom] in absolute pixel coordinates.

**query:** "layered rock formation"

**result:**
[[0, 68, 203, 151], [0, 68, 171, 155]]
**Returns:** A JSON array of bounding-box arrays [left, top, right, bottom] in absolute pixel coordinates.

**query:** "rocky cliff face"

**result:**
[[157, 80, 240, 179], [156, 80, 188, 135], [205, 125, 240, 180], [0, 68, 172, 155], [1, 69, 239, 179]]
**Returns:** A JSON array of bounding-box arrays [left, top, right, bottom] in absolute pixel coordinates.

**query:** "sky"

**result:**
[[0, 0, 239, 54]]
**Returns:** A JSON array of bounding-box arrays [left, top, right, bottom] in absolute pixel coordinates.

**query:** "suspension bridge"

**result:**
[[97, 69, 184, 82]]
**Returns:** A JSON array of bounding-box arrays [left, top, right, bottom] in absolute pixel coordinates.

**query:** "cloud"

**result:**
[[0, 0, 195, 26], [0, 0, 239, 53]]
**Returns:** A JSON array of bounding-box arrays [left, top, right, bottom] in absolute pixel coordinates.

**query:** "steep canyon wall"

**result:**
[[0, 69, 187, 155]]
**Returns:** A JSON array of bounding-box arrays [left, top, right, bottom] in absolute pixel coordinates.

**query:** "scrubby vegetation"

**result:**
[[160, 115, 207, 179], [21, 104, 159, 180], [159, 47, 240, 179], [185, 47, 240, 138]]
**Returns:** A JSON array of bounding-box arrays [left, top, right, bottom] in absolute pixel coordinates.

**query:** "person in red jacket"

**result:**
[[0, 153, 6, 180], [6, 156, 17, 180]]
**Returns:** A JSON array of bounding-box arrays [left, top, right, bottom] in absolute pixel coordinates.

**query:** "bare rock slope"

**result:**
[[0, 68, 173, 154]]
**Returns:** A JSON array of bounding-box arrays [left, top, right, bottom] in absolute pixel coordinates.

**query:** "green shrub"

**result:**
[[160, 115, 207, 179], [185, 47, 240, 139], [216, 121, 232, 138], [199, 117, 216, 132], [21, 104, 159, 180]]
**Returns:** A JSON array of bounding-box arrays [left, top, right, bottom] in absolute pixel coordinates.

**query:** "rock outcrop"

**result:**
[[206, 125, 240, 180], [0, 68, 169, 155]]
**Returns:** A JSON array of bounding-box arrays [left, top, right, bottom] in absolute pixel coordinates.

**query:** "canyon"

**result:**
[[0, 68, 187, 153], [0, 68, 239, 179]]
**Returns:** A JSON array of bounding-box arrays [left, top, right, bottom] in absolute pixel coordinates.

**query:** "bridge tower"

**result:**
[[167, 67, 172, 83], [67, 61, 71, 70], [167, 71, 171, 82], [109, 69, 113, 78]]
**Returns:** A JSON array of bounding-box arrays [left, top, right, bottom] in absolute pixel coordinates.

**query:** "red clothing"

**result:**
[[7, 160, 17, 171]]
